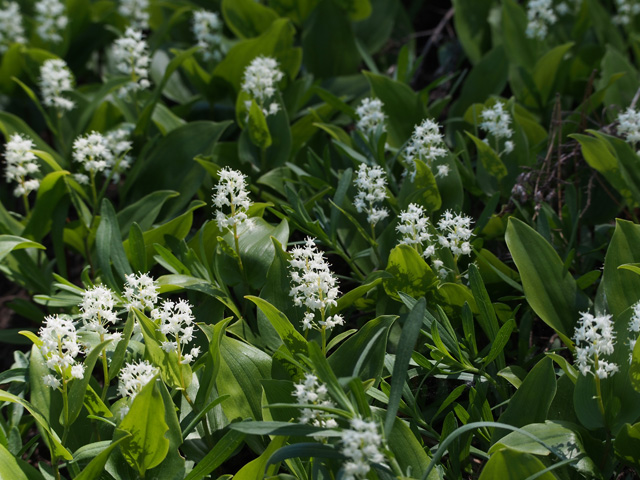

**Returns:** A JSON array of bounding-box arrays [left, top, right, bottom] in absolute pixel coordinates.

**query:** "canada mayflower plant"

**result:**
[[39, 59, 75, 112], [479, 101, 515, 155], [112, 27, 151, 98], [354, 163, 389, 232], [4, 133, 40, 200], [0, 1, 25, 53], [192, 10, 225, 62], [356, 97, 386, 137], [404, 118, 448, 180], [241, 55, 284, 117]]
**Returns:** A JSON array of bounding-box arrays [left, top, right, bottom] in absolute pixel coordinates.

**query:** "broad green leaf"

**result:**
[[247, 99, 272, 149], [505, 218, 585, 345], [501, 0, 535, 70], [532, 43, 574, 106], [234, 436, 286, 479], [492, 358, 557, 443], [364, 71, 427, 146], [452, 0, 492, 64], [631, 337, 640, 393], [117, 190, 179, 234], [328, 315, 395, 381], [246, 296, 307, 356], [466, 132, 508, 181], [0, 443, 40, 480], [383, 245, 438, 301], [96, 199, 132, 290], [217, 336, 272, 421], [479, 448, 558, 479], [604, 219, 640, 317], [615, 422, 640, 469], [22, 170, 68, 242], [399, 158, 442, 212], [222, 0, 279, 38], [75, 435, 131, 480], [387, 414, 431, 477], [118, 378, 170, 476], [0, 236, 45, 263], [482, 320, 515, 367]]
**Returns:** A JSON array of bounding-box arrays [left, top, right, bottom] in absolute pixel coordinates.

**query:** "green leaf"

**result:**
[[479, 448, 558, 480], [75, 435, 131, 480], [572, 132, 640, 207], [492, 358, 557, 444], [505, 217, 585, 345], [0, 236, 45, 263], [615, 422, 640, 469], [22, 171, 68, 242], [631, 336, 640, 393], [247, 99, 272, 149], [96, 199, 132, 290], [222, 0, 279, 38], [229, 421, 328, 436], [183, 429, 245, 480], [0, 389, 72, 461], [118, 378, 170, 476], [532, 43, 574, 106], [66, 340, 112, 426], [363, 71, 427, 147], [383, 245, 438, 301], [246, 296, 307, 356], [127, 222, 146, 273], [501, 0, 535, 70], [452, 0, 492, 64], [468, 263, 500, 342], [385, 298, 425, 436], [604, 219, 640, 317], [0, 443, 40, 480], [217, 336, 272, 421], [328, 315, 395, 381], [400, 158, 442, 212], [482, 320, 515, 367], [234, 435, 286, 479], [466, 132, 508, 181]]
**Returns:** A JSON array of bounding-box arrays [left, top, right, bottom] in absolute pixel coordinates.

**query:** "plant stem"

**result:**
[[62, 380, 70, 445], [100, 345, 110, 401]]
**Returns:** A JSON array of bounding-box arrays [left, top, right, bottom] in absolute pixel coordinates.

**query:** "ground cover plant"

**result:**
[[4, 0, 640, 478]]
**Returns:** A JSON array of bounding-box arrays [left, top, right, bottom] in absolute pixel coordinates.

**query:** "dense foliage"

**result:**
[[3, 0, 640, 478]]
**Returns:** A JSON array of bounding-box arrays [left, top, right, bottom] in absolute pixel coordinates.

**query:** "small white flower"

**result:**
[[341, 417, 387, 480], [39, 59, 75, 111], [288, 237, 341, 331], [356, 98, 386, 137], [396, 203, 432, 253], [437, 210, 474, 257], [354, 164, 389, 227], [573, 311, 618, 378], [241, 56, 284, 117], [479, 102, 515, 155], [212, 167, 253, 231], [104, 126, 134, 182], [404, 118, 447, 180], [72, 131, 113, 176], [192, 10, 226, 62], [39, 315, 84, 384], [629, 301, 640, 362], [292, 373, 337, 432], [617, 107, 640, 146], [151, 299, 200, 365], [614, 0, 640, 25], [0, 1, 25, 54], [79, 285, 118, 335], [436, 164, 450, 178], [4, 133, 40, 197], [118, 0, 149, 29], [526, 0, 557, 39], [43, 374, 61, 389], [123, 273, 159, 311], [112, 28, 151, 97], [118, 360, 157, 400], [34, 0, 68, 43]]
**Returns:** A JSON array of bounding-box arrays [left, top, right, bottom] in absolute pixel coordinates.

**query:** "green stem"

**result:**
[[56, 111, 65, 154], [100, 349, 110, 401], [90, 171, 98, 211], [21, 192, 30, 217], [321, 326, 327, 357], [62, 380, 70, 445]]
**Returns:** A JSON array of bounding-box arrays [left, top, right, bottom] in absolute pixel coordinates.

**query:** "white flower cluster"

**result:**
[[617, 107, 640, 148], [212, 167, 253, 231], [396, 203, 432, 253], [437, 210, 474, 257], [152, 299, 201, 364], [79, 285, 119, 336], [556, 0, 582, 15], [118, 360, 157, 401], [35, 0, 68, 43], [341, 418, 387, 480], [405, 118, 448, 180], [356, 98, 386, 137], [526, 0, 557, 39], [292, 373, 338, 430], [289, 237, 344, 331], [39, 315, 85, 389], [241, 56, 284, 117], [72, 131, 113, 182], [614, 0, 640, 25], [112, 28, 151, 97], [479, 102, 514, 154], [104, 126, 133, 182], [354, 164, 388, 227], [4, 133, 40, 197], [118, 0, 149, 29], [39, 59, 75, 112], [0, 1, 25, 54], [192, 10, 225, 62], [123, 272, 159, 311], [573, 311, 618, 378], [629, 301, 640, 361]]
